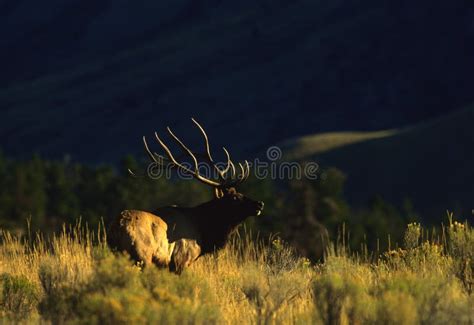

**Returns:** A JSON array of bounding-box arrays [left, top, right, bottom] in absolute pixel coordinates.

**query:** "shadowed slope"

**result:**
[[283, 106, 474, 220], [0, 1, 473, 162]]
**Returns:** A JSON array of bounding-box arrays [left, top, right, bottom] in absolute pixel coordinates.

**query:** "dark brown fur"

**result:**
[[155, 187, 264, 254]]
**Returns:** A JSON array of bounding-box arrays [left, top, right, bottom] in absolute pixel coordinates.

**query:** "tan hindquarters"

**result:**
[[109, 210, 173, 267]]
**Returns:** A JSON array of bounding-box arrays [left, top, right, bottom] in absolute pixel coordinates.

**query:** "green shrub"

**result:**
[[74, 254, 149, 324], [77, 288, 151, 324], [141, 267, 220, 324], [312, 272, 375, 325], [446, 214, 473, 294], [38, 253, 221, 324], [404, 222, 421, 249], [446, 213, 473, 261], [38, 261, 83, 323], [241, 265, 309, 324], [0, 273, 39, 321], [376, 291, 418, 325], [378, 273, 471, 324]]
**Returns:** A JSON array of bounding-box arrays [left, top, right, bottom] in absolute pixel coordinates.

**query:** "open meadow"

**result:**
[[0, 215, 472, 324]]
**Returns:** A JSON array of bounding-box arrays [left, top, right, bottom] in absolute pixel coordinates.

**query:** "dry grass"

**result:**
[[0, 217, 472, 324]]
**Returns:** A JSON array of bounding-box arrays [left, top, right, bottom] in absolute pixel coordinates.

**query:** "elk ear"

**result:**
[[214, 188, 224, 199]]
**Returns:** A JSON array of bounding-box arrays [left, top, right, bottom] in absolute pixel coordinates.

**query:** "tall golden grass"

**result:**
[[0, 215, 472, 324]]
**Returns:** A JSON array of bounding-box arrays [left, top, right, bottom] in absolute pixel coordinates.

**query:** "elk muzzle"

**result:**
[[256, 201, 264, 216]]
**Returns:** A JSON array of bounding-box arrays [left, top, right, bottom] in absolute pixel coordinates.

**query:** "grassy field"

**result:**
[[0, 215, 472, 324]]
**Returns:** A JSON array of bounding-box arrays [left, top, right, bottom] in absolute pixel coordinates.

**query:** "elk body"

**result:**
[[108, 118, 264, 273], [107, 210, 201, 273]]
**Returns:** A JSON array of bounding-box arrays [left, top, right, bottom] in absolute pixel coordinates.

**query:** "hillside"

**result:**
[[283, 105, 474, 220], [0, 1, 473, 163]]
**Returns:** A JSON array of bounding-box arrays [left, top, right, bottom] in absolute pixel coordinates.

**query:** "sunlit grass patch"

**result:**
[[0, 215, 472, 323]]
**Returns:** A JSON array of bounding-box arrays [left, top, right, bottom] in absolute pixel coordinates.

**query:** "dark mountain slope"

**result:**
[[0, 1, 473, 163], [284, 105, 474, 220]]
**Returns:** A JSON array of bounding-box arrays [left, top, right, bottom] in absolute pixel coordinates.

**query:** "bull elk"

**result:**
[[107, 118, 264, 273]]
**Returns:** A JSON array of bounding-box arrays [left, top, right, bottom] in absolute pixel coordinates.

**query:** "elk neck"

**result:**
[[190, 199, 248, 251]]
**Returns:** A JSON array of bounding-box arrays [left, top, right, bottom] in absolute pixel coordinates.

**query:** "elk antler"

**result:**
[[141, 118, 250, 188]]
